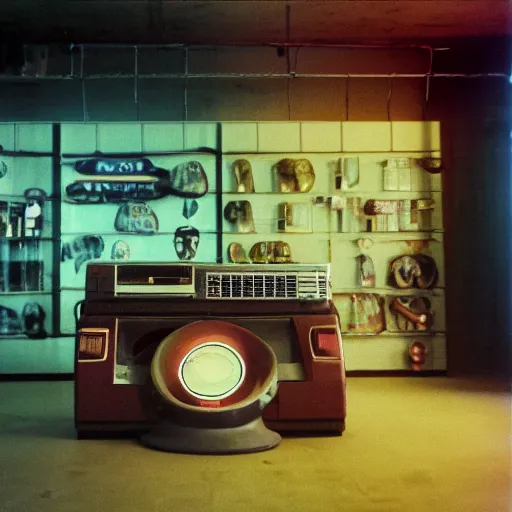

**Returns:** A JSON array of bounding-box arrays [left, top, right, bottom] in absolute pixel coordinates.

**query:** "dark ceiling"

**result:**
[[0, 0, 511, 46]]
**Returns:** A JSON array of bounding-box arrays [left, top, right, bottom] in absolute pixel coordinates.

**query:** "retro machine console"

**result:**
[[75, 262, 347, 443]]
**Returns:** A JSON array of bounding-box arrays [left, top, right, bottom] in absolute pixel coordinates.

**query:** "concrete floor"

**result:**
[[0, 377, 510, 512]]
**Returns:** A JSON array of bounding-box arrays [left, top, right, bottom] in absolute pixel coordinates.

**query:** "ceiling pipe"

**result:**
[[70, 42, 449, 52]]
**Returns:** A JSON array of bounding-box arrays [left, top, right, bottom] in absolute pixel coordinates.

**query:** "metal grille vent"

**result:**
[[206, 271, 328, 300]]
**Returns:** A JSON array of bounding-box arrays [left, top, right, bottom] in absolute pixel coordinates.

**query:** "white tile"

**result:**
[[61, 123, 97, 154], [222, 123, 258, 152], [258, 122, 301, 152], [342, 122, 391, 152], [142, 123, 184, 151], [391, 121, 441, 151], [97, 123, 142, 152], [16, 124, 53, 152], [0, 124, 15, 151], [300, 122, 342, 152], [184, 123, 217, 150]]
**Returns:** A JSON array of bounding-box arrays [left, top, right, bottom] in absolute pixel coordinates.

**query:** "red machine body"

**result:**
[[75, 262, 347, 436]]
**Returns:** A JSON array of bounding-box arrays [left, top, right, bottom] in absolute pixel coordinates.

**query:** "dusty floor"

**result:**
[[0, 377, 510, 512]]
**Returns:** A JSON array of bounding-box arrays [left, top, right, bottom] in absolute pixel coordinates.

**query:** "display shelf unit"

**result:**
[[0, 120, 446, 375], [220, 120, 445, 372], [0, 124, 58, 354]]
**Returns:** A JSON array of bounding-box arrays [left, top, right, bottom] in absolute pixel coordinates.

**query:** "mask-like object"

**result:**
[[274, 158, 315, 193], [232, 159, 255, 193], [174, 226, 200, 261], [224, 201, 255, 233], [249, 241, 292, 264], [61, 235, 105, 273], [115, 202, 159, 235], [111, 240, 130, 261], [22, 302, 47, 339], [0, 305, 22, 335], [169, 161, 208, 198]]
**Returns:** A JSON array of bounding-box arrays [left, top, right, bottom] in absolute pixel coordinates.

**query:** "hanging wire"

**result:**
[[80, 46, 89, 122], [183, 47, 189, 123], [387, 74, 395, 121], [134, 45, 140, 121], [345, 76, 350, 121], [69, 44, 75, 78], [285, 3, 292, 121], [424, 46, 434, 120]]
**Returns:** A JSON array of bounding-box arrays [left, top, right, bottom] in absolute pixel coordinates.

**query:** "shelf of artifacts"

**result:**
[[0, 196, 54, 294], [221, 154, 333, 264], [220, 153, 442, 264], [59, 151, 220, 291]]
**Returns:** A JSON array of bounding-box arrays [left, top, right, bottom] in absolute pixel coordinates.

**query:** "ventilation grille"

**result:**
[[206, 271, 328, 300]]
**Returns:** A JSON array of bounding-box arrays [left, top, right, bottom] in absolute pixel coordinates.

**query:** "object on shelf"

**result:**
[[182, 199, 199, 220], [174, 226, 200, 261], [22, 302, 47, 339], [0, 201, 7, 236], [334, 196, 364, 233], [399, 199, 435, 232], [273, 158, 315, 193], [388, 254, 438, 290], [65, 161, 208, 204], [364, 199, 399, 232], [409, 341, 427, 371], [335, 157, 359, 191], [24, 188, 46, 237], [383, 157, 413, 191], [74, 158, 170, 179], [0, 305, 23, 335], [0, 160, 7, 179], [111, 240, 130, 261], [115, 202, 159, 235], [341, 294, 385, 334], [277, 202, 312, 233], [356, 254, 375, 288], [224, 200, 255, 233], [61, 235, 105, 273], [6, 202, 25, 238], [416, 157, 443, 174], [357, 238, 374, 251], [249, 241, 292, 264], [389, 296, 433, 331], [168, 161, 208, 198], [0, 190, 47, 239], [227, 242, 251, 263], [232, 159, 255, 193]]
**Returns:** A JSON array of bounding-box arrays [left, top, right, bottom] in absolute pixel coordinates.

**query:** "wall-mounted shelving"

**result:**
[[0, 120, 445, 374]]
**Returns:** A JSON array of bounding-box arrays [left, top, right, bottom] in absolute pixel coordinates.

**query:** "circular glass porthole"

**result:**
[[178, 342, 246, 401]]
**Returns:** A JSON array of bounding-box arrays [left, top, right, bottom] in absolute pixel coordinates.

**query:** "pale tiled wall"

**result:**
[[61, 122, 218, 154], [59, 122, 220, 335], [0, 120, 446, 373], [222, 121, 441, 153]]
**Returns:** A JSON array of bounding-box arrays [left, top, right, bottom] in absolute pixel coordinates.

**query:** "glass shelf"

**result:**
[[0, 237, 54, 242], [342, 330, 445, 338], [0, 291, 53, 296], [223, 231, 327, 235], [60, 231, 219, 237], [332, 287, 445, 296], [61, 148, 218, 159], [223, 192, 321, 196]]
